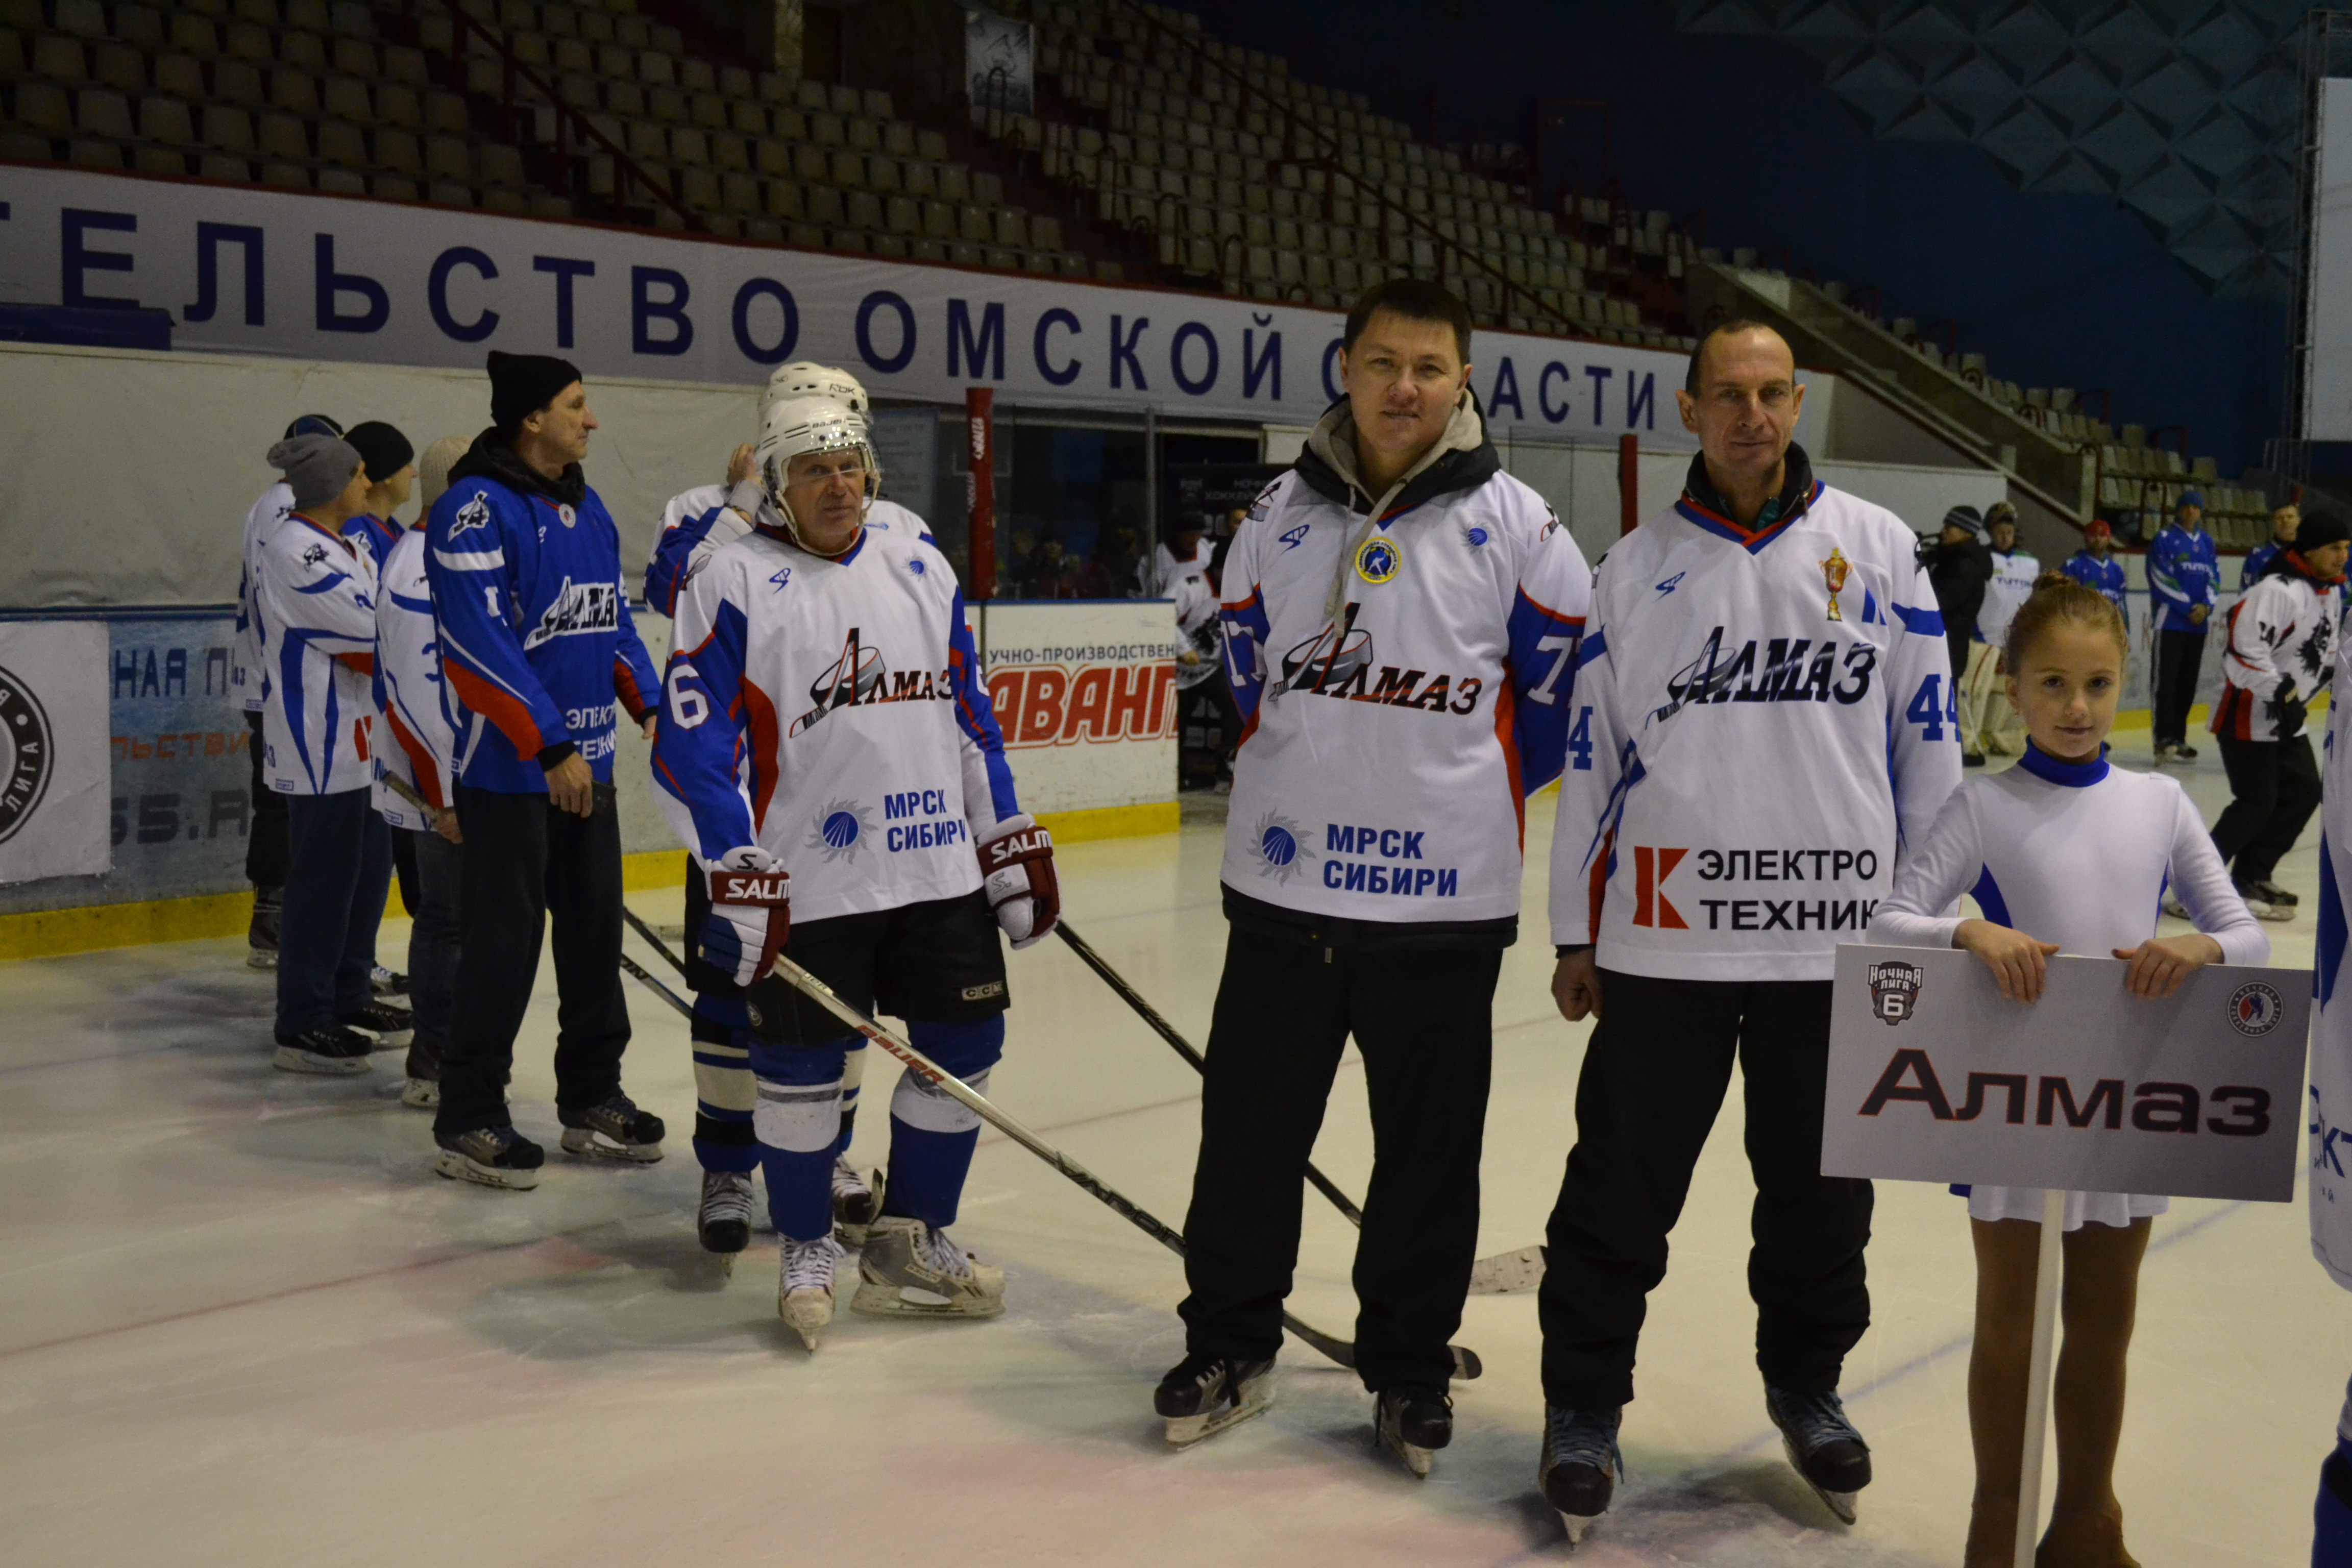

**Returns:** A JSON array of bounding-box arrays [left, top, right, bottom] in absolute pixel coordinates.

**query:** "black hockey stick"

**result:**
[[622, 905, 690, 979], [762, 950, 1481, 1381], [1054, 922, 1366, 1230], [618, 949, 694, 1020]]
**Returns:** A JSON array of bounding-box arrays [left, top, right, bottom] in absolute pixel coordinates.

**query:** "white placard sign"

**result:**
[[976, 600, 1177, 817], [1822, 944, 2307, 1203], [0, 620, 111, 885], [966, 12, 1035, 117]]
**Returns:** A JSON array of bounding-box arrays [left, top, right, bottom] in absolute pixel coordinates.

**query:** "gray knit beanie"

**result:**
[[267, 434, 363, 510]]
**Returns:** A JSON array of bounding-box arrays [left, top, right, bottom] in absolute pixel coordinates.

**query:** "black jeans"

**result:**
[[275, 788, 392, 1038], [1178, 930, 1501, 1394], [434, 783, 630, 1136], [2213, 733, 2322, 885], [243, 710, 288, 888], [1539, 971, 1872, 1410], [2152, 628, 2207, 748], [402, 826, 463, 1081]]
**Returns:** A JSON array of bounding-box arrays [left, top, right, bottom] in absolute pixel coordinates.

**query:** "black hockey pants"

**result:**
[[1177, 930, 1500, 1395], [2213, 732, 2322, 885]]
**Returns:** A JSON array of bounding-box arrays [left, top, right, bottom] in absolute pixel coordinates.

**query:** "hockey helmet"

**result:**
[[763, 362, 870, 422], [756, 394, 880, 551]]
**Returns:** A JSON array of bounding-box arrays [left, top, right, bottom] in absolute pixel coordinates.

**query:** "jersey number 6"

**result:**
[[667, 660, 710, 729]]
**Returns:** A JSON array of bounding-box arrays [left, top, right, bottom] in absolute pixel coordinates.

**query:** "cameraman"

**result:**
[[1918, 505, 1994, 767]]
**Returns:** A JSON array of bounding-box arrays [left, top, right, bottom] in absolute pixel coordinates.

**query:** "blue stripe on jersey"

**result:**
[[1576, 626, 1608, 669], [1970, 865, 2012, 928], [1220, 589, 1272, 723], [2322, 832, 2347, 1008], [1503, 589, 1584, 794], [946, 588, 1019, 820], [652, 599, 759, 862], [1892, 602, 1944, 636]]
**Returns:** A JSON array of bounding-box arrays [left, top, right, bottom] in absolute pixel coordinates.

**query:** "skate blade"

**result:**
[[1779, 1434, 1859, 1524], [832, 1220, 871, 1249], [1376, 1427, 1433, 1479], [780, 1293, 831, 1350], [273, 1046, 370, 1076], [849, 1279, 1004, 1319], [559, 1128, 664, 1163], [1452, 1345, 1483, 1381], [400, 1078, 439, 1109], [1163, 1385, 1275, 1448], [354, 1028, 413, 1049], [247, 950, 277, 970], [1557, 1510, 1599, 1548], [432, 1148, 539, 1190]]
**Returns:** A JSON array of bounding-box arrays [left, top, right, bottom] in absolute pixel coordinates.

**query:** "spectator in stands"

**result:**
[[2062, 519, 2128, 618], [1921, 505, 1993, 767], [2242, 502, 2300, 588], [252, 432, 413, 1074], [423, 353, 666, 1190], [2149, 490, 2219, 766], [235, 413, 341, 970], [1968, 502, 2037, 758]]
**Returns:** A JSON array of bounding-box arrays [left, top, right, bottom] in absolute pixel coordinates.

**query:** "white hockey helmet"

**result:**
[[763, 361, 869, 422], [756, 394, 879, 551]]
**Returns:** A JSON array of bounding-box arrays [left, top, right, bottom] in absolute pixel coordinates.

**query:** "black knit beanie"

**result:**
[[343, 421, 415, 484], [487, 351, 582, 434]]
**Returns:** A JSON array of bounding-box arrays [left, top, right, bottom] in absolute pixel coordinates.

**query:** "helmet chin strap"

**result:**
[[766, 489, 869, 559]]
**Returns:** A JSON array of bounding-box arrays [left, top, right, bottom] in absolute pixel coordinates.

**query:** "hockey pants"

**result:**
[[2213, 733, 2321, 885]]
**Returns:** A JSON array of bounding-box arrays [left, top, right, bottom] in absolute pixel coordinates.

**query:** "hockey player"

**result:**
[[425, 353, 665, 1189], [251, 432, 413, 1073], [2309, 609, 2352, 1565], [339, 422, 417, 575], [1158, 279, 1591, 1475], [651, 394, 1057, 1350], [644, 362, 919, 1260], [234, 413, 339, 967], [1172, 537, 1237, 787], [1871, 573, 2265, 1566], [1539, 321, 1959, 1541], [2242, 501, 2297, 589], [2204, 512, 2349, 918], [2059, 519, 2127, 619], [2148, 491, 2219, 764], [1966, 502, 2037, 757]]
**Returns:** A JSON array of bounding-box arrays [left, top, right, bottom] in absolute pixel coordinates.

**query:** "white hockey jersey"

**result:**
[[253, 507, 380, 796], [1173, 574, 1221, 689], [1142, 540, 1211, 598], [231, 481, 294, 715], [1550, 468, 1962, 980], [645, 481, 927, 625], [2313, 636, 2352, 1290], [1977, 547, 2040, 649], [651, 516, 1022, 923], [372, 527, 458, 830], [1219, 400, 1591, 934], [2210, 567, 2340, 741]]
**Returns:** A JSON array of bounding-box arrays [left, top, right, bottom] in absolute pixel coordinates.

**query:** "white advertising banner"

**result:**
[[1821, 944, 2307, 1203], [0, 620, 111, 885], [0, 166, 1696, 445], [2308, 79, 2352, 440], [966, 12, 1036, 117], [976, 600, 1177, 816]]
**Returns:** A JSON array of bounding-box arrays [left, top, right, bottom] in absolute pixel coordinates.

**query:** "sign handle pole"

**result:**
[[2013, 1186, 2067, 1566]]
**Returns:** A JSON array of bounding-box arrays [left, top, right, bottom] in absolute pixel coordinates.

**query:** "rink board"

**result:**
[[1822, 944, 2307, 1202]]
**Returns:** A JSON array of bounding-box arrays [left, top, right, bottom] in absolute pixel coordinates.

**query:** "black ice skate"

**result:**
[[247, 887, 282, 970], [1154, 1353, 1276, 1447], [1373, 1387, 1452, 1479], [831, 1157, 881, 1247], [273, 1024, 374, 1076], [558, 1094, 666, 1162], [370, 964, 409, 998], [339, 999, 414, 1048], [1764, 1384, 1871, 1524], [433, 1125, 545, 1190], [699, 1169, 755, 1266], [1539, 1404, 1623, 1549]]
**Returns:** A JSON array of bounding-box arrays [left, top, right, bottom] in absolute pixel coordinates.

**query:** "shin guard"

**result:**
[[750, 1037, 850, 1241], [880, 1016, 1004, 1228]]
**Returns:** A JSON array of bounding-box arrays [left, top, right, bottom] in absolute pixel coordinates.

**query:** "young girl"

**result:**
[[1870, 572, 2269, 1566]]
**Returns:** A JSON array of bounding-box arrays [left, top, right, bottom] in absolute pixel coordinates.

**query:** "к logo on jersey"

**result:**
[[1354, 535, 1401, 585], [1869, 960, 1922, 1025], [0, 664, 55, 846], [788, 628, 889, 737]]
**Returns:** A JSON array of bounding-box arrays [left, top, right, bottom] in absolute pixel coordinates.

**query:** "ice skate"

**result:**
[[1373, 1387, 1451, 1479], [400, 1075, 439, 1109], [831, 1157, 880, 1247], [699, 1169, 755, 1266], [2235, 880, 2293, 922], [850, 1215, 1004, 1319], [370, 964, 408, 998], [1765, 1384, 1871, 1524], [247, 887, 281, 969], [557, 1094, 666, 1162], [778, 1234, 842, 1349], [1154, 1353, 1275, 1447], [433, 1125, 544, 1190], [2249, 877, 2300, 908], [2159, 889, 2190, 920], [1539, 1404, 1623, 1548], [339, 999, 414, 1048], [273, 1025, 373, 1075]]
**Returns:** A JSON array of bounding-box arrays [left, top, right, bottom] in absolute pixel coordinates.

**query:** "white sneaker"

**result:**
[[852, 1215, 1006, 1319], [779, 1234, 844, 1350]]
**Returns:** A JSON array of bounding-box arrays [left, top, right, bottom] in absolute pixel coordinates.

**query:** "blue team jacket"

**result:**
[[2241, 540, 2282, 589], [2060, 549, 2127, 617], [2146, 524, 2217, 634], [424, 431, 658, 793]]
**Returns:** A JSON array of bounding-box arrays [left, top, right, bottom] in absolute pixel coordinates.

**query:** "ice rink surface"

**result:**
[[4, 732, 2345, 1566]]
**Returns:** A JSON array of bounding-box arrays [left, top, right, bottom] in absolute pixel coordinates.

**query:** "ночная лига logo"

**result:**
[[0, 665, 53, 845]]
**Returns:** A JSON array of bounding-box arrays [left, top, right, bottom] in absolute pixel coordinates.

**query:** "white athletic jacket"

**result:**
[[1219, 396, 1591, 940], [1978, 547, 2040, 649], [253, 508, 380, 796], [372, 527, 459, 829], [231, 481, 294, 715], [651, 514, 1022, 924], [2210, 564, 2340, 742], [1550, 450, 1962, 980]]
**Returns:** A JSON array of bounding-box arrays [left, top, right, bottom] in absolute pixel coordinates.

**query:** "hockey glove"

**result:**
[[2274, 679, 2308, 739], [977, 814, 1059, 949], [703, 846, 790, 987]]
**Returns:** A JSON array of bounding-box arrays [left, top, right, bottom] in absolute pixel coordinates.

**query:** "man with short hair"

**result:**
[[1538, 321, 1959, 1543], [1919, 505, 1992, 767], [338, 420, 424, 953], [2242, 502, 2300, 587], [424, 353, 664, 1190], [1155, 279, 1592, 1476], [2149, 489, 2219, 764], [1969, 501, 2037, 756], [2062, 519, 2128, 617]]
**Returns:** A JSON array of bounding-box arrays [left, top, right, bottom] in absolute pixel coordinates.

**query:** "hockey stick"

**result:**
[[764, 950, 1481, 1381], [622, 905, 691, 979], [618, 950, 695, 1020], [1054, 922, 1366, 1230]]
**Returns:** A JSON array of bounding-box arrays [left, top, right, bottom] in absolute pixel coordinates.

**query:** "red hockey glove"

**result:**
[[704, 846, 789, 987], [977, 814, 1058, 949]]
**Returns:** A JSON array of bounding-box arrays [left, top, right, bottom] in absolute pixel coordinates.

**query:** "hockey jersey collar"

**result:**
[[1292, 393, 1499, 523], [2016, 741, 2109, 789], [447, 426, 589, 509], [1675, 442, 1820, 553]]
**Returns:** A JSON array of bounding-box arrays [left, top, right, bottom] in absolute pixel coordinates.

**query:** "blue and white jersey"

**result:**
[[2313, 636, 2352, 1289], [1550, 482, 1959, 981], [254, 508, 380, 795], [232, 481, 293, 715], [2060, 548, 2127, 617], [1977, 547, 2040, 649], [371, 527, 459, 830], [342, 511, 404, 578], [2148, 523, 2219, 633], [647, 487, 929, 622], [651, 516, 1020, 924], [1871, 744, 2267, 1231], [2242, 539, 2283, 590]]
